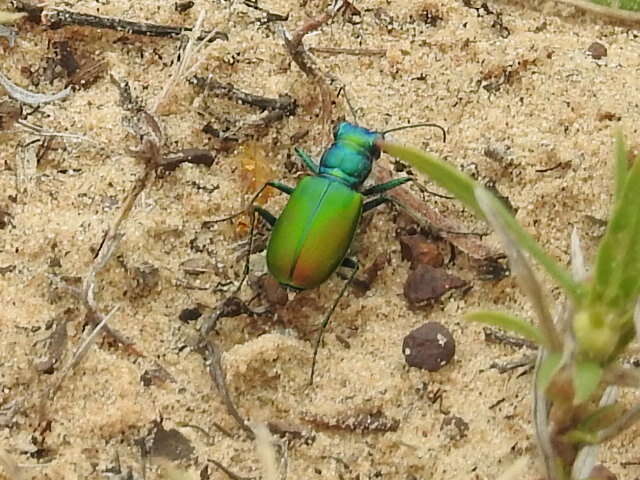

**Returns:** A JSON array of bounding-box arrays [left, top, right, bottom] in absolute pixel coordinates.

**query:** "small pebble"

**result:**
[[587, 41, 607, 60], [589, 465, 616, 480], [399, 234, 443, 269], [402, 321, 455, 371], [440, 415, 469, 441], [259, 274, 289, 306], [403, 263, 466, 306], [178, 307, 202, 323]]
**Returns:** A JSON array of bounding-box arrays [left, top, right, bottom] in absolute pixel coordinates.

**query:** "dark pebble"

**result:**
[[402, 321, 455, 371], [587, 41, 607, 60], [403, 264, 466, 306], [179, 307, 202, 323]]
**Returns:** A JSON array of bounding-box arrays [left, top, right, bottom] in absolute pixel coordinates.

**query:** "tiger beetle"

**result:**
[[223, 121, 445, 384]]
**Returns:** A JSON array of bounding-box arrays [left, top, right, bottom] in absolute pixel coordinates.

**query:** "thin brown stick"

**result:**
[[282, 0, 347, 132], [203, 339, 255, 439], [309, 46, 385, 56], [191, 76, 296, 115], [374, 164, 499, 260], [27, 5, 228, 41]]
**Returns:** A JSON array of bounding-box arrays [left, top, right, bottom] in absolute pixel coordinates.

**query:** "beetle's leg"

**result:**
[[295, 147, 320, 174], [234, 200, 285, 295], [362, 176, 412, 196], [234, 207, 260, 295], [254, 206, 277, 227], [212, 181, 294, 223], [362, 195, 394, 213], [340, 257, 358, 269], [309, 258, 360, 385], [267, 181, 295, 196]]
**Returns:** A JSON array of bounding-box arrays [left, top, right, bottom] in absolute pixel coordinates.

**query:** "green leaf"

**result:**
[[380, 141, 483, 218], [465, 310, 547, 347], [591, 136, 640, 311], [614, 132, 628, 202], [536, 352, 563, 393], [573, 360, 604, 405]]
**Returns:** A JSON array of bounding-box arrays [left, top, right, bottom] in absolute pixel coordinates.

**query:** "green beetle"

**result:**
[[235, 121, 444, 382]]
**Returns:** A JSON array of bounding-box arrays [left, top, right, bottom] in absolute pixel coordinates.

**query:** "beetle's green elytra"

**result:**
[[267, 176, 363, 290]]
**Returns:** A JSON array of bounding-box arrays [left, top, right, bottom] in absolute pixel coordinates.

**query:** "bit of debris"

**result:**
[[175, 1, 195, 13], [178, 306, 203, 323], [0, 24, 17, 46], [180, 257, 216, 275], [0, 70, 72, 106], [589, 464, 617, 480], [472, 255, 510, 281], [36, 7, 228, 41], [259, 274, 289, 306], [304, 410, 399, 433], [440, 414, 469, 441], [597, 111, 621, 122], [0, 207, 14, 229], [403, 321, 455, 371], [191, 76, 297, 116], [148, 421, 195, 462], [0, 99, 21, 130], [129, 262, 160, 298], [399, 234, 443, 269], [141, 366, 175, 387], [403, 264, 467, 306], [267, 420, 315, 444], [483, 327, 536, 350], [351, 254, 387, 296], [34, 314, 69, 374], [587, 41, 607, 60], [158, 148, 216, 172]]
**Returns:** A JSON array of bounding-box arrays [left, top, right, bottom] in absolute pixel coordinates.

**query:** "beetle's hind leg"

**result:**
[[309, 258, 360, 385]]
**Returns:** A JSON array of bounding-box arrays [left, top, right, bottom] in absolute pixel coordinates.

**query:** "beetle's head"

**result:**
[[332, 122, 381, 162]]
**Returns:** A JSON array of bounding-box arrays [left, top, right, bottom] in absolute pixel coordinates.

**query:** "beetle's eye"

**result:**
[[371, 144, 381, 161]]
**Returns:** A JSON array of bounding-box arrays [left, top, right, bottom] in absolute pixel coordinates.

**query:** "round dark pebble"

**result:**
[[402, 321, 455, 371], [178, 307, 202, 323], [587, 41, 607, 60]]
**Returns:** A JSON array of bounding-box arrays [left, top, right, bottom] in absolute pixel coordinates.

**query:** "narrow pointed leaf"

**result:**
[[380, 141, 483, 217], [573, 360, 603, 405], [592, 136, 640, 309], [465, 311, 547, 346], [614, 132, 628, 202]]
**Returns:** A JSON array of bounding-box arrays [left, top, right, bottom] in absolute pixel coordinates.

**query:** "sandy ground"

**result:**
[[1, 0, 640, 479]]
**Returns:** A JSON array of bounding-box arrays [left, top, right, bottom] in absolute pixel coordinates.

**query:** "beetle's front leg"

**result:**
[[361, 176, 413, 196], [295, 147, 320, 175]]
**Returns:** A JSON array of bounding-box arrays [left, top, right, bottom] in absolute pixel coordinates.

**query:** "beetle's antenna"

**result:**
[[336, 86, 359, 123], [382, 123, 447, 143]]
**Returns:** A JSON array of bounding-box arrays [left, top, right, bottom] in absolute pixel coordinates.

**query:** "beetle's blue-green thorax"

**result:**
[[319, 122, 382, 190]]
